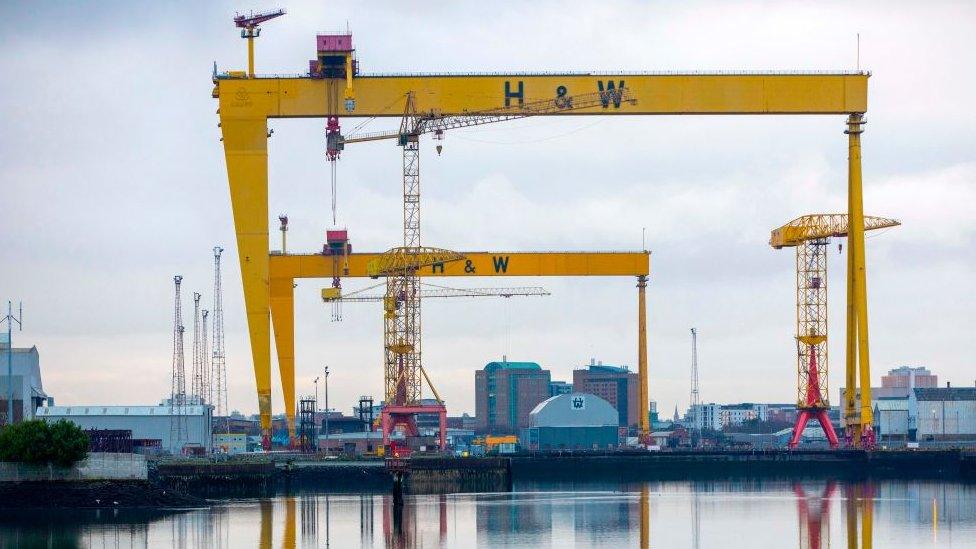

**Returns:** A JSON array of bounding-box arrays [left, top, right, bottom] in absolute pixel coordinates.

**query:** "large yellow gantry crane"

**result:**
[[771, 214, 899, 448], [215, 17, 872, 448]]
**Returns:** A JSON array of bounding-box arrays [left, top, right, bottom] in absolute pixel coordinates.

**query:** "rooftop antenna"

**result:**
[[642, 227, 647, 251], [856, 33, 861, 71], [233, 8, 286, 77], [2, 301, 23, 426]]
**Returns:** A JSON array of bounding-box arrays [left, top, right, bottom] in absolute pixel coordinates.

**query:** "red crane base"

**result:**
[[381, 404, 447, 455], [788, 408, 839, 449]]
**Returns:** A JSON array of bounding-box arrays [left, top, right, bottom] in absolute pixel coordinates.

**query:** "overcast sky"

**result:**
[[1, 1, 973, 419]]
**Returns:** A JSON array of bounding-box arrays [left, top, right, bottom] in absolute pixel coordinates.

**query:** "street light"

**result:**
[[323, 365, 330, 454], [314, 376, 320, 411]]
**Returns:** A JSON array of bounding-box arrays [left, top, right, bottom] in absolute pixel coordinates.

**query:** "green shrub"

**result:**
[[0, 419, 89, 466]]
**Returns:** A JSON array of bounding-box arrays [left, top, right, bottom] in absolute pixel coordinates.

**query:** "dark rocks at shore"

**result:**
[[0, 480, 206, 509]]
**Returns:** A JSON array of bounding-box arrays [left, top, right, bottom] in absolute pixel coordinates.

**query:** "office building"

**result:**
[[475, 359, 551, 434], [572, 360, 638, 428], [37, 403, 213, 454]]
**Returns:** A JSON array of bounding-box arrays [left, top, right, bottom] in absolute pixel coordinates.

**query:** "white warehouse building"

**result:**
[[37, 404, 213, 454]]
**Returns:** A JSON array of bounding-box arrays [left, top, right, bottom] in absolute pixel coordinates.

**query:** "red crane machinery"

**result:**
[[233, 9, 286, 78], [771, 214, 899, 449]]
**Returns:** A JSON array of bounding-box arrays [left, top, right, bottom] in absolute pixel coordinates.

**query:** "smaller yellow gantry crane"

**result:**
[[771, 214, 899, 448]]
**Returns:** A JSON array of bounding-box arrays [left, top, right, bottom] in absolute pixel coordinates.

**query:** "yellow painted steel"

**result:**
[[270, 277, 296, 438], [640, 484, 650, 549], [266, 250, 649, 440], [215, 73, 868, 118], [770, 214, 899, 248], [845, 227, 859, 443], [246, 35, 255, 78], [220, 117, 273, 438], [847, 113, 875, 445], [770, 213, 899, 432], [270, 251, 650, 279], [637, 275, 649, 440], [216, 64, 869, 445]]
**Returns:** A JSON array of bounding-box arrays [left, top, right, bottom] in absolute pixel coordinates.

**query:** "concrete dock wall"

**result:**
[[0, 452, 147, 481]]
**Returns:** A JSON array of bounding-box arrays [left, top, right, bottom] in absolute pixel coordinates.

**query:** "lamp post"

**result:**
[[314, 376, 320, 411], [323, 365, 330, 454]]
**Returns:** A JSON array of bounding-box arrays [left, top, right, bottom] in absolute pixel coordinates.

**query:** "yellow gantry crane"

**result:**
[[216, 16, 869, 448], [771, 214, 899, 448]]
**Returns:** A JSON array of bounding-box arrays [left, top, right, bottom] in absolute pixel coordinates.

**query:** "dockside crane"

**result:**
[[771, 214, 899, 448], [335, 87, 635, 451], [214, 22, 873, 449]]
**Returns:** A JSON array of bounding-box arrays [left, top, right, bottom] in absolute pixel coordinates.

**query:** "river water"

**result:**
[[2, 480, 975, 548]]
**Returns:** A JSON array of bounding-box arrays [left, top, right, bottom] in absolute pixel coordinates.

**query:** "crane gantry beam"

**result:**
[[213, 72, 867, 117], [268, 250, 650, 439], [216, 28, 873, 447]]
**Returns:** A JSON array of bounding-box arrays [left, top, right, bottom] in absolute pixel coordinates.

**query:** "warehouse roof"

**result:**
[[37, 405, 210, 417], [529, 393, 618, 427], [914, 388, 976, 401]]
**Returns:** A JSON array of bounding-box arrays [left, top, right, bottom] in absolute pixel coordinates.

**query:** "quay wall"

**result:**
[[0, 452, 147, 482]]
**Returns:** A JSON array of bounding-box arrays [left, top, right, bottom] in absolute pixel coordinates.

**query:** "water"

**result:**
[[2, 480, 975, 548]]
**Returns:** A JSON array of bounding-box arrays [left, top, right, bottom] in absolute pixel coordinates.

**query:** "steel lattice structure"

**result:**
[[771, 213, 899, 448], [795, 238, 830, 409], [191, 292, 202, 400], [211, 247, 229, 419], [169, 275, 187, 447]]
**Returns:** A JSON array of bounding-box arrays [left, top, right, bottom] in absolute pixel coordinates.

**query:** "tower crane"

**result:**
[[770, 214, 899, 449], [334, 87, 635, 452]]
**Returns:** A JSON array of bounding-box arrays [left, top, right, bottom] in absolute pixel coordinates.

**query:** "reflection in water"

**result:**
[[2, 480, 975, 548], [794, 481, 836, 549]]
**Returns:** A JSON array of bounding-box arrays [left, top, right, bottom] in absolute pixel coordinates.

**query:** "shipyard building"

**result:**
[[37, 403, 213, 454], [0, 344, 51, 425], [521, 393, 620, 451], [475, 359, 552, 434]]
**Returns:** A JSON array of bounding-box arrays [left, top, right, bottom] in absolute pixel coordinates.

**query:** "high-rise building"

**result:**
[[882, 366, 938, 389], [475, 359, 551, 434], [572, 360, 639, 428]]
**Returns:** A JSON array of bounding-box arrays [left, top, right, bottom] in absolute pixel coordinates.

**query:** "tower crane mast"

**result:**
[[771, 214, 899, 448]]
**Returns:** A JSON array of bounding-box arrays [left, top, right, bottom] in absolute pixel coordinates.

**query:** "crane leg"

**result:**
[[847, 113, 875, 448], [221, 117, 272, 448], [845, 222, 859, 446], [637, 275, 649, 443], [271, 277, 297, 445]]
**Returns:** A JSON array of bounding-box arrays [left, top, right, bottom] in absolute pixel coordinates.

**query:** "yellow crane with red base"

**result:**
[[771, 214, 899, 448]]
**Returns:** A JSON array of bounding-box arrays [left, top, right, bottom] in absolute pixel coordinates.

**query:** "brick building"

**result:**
[[572, 360, 639, 428], [475, 360, 551, 434]]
